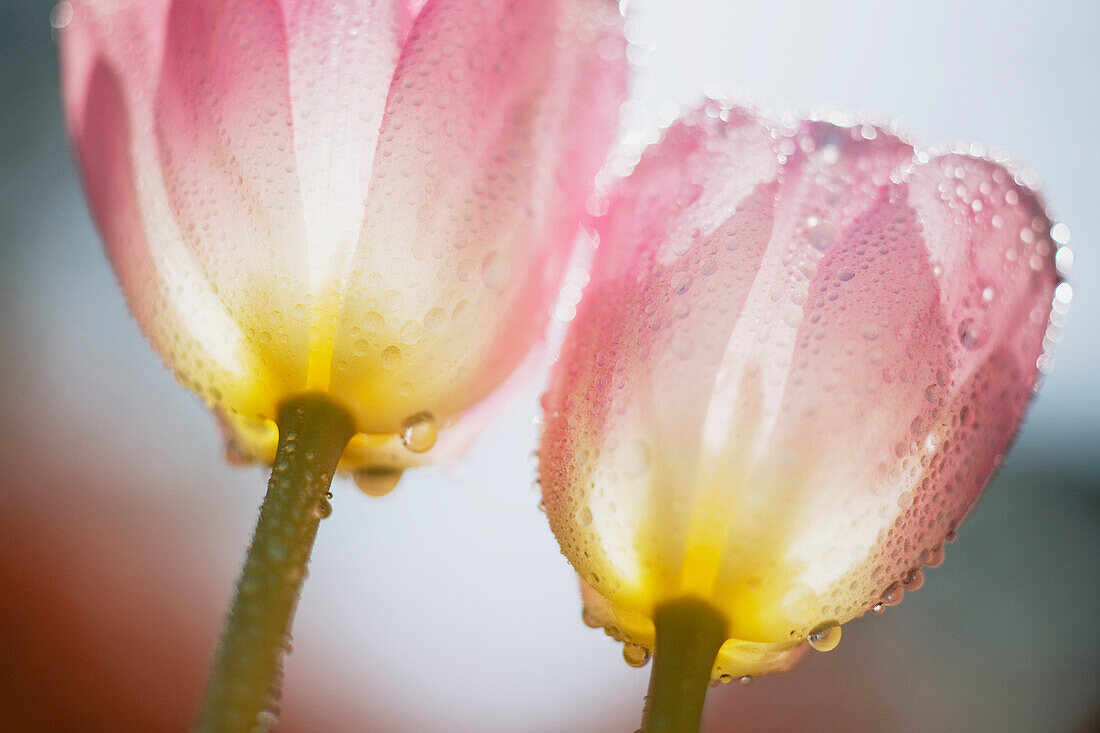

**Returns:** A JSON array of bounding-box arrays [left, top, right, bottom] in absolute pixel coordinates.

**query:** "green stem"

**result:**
[[641, 597, 728, 733], [197, 393, 354, 732]]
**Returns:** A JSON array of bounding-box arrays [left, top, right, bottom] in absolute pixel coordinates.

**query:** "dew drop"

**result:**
[[255, 709, 278, 730], [401, 412, 437, 453], [50, 2, 73, 29], [871, 602, 886, 614], [807, 620, 841, 652], [574, 506, 593, 527], [739, 675, 753, 686], [902, 567, 924, 591], [881, 582, 904, 607], [354, 467, 404, 497], [921, 545, 945, 568], [622, 643, 651, 668], [581, 607, 601, 629], [957, 318, 985, 350], [481, 251, 508, 287], [317, 497, 332, 519], [381, 345, 403, 369], [808, 220, 839, 251]]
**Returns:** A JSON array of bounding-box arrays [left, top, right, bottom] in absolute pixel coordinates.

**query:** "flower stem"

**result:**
[[197, 392, 354, 732], [641, 597, 728, 733]]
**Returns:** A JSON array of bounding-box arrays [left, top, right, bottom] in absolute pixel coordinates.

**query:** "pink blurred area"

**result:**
[[1, 0, 1098, 731]]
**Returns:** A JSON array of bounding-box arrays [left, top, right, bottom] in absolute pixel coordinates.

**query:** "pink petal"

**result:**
[[541, 107, 782, 584], [863, 154, 1060, 603], [283, 1, 405, 291], [155, 0, 311, 392], [758, 182, 950, 615], [63, 2, 264, 414], [330, 0, 628, 433], [67, 59, 160, 353], [400, 0, 429, 37]]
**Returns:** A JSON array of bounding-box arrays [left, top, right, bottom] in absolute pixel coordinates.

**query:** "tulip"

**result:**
[[61, 0, 627, 727], [538, 102, 1066, 731]]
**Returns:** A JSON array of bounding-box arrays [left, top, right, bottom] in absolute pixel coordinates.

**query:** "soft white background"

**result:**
[[0, 0, 1096, 730]]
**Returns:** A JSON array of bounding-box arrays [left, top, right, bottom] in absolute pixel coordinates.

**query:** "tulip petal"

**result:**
[[155, 0, 311, 399], [702, 120, 915, 463], [63, 3, 267, 412], [331, 0, 628, 432], [541, 107, 784, 607], [283, 1, 405, 293], [659, 121, 919, 640], [754, 184, 950, 634], [861, 155, 1059, 604]]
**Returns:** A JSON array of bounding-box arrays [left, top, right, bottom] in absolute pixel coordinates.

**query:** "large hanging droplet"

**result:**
[[807, 620, 842, 652], [622, 642, 651, 668], [581, 606, 601, 629], [354, 467, 404, 497], [401, 412, 438, 453]]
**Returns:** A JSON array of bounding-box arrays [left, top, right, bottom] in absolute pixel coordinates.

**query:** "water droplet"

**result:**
[[902, 567, 924, 590], [354, 467, 404, 497], [739, 675, 753, 686], [1051, 222, 1070, 245], [808, 220, 839, 251], [481, 251, 508, 287], [957, 318, 985, 350], [921, 545, 945, 567], [50, 2, 73, 29], [317, 497, 332, 519], [581, 607, 601, 629], [255, 709, 278, 730], [401, 412, 437, 453], [574, 506, 593, 527], [622, 643, 651, 667], [807, 620, 841, 652], [871, 602, 886, 614], [881, 582, 904, 607], [381, 345, 403, 368]]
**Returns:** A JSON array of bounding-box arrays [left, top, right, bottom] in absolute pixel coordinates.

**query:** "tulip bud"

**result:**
[[538, 103, 1065, 678], [60, 0, 628, 471]]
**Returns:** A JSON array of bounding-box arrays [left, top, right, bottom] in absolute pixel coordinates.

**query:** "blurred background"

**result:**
[[1, 0, 1097, 730]]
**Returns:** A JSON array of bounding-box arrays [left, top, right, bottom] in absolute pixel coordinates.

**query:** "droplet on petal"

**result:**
[[354, 467, 404, 497], [622, 643, 651, 667], [401, 412, 437, 453], [807, 621, 842, 652]]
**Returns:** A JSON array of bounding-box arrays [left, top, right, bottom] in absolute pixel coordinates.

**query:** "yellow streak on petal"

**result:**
[[306, 288, 342, 392]]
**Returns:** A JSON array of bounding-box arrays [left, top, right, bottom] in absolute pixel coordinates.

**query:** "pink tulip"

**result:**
[[538, 102, 1066, 682], [60, 0, 628, 472]]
